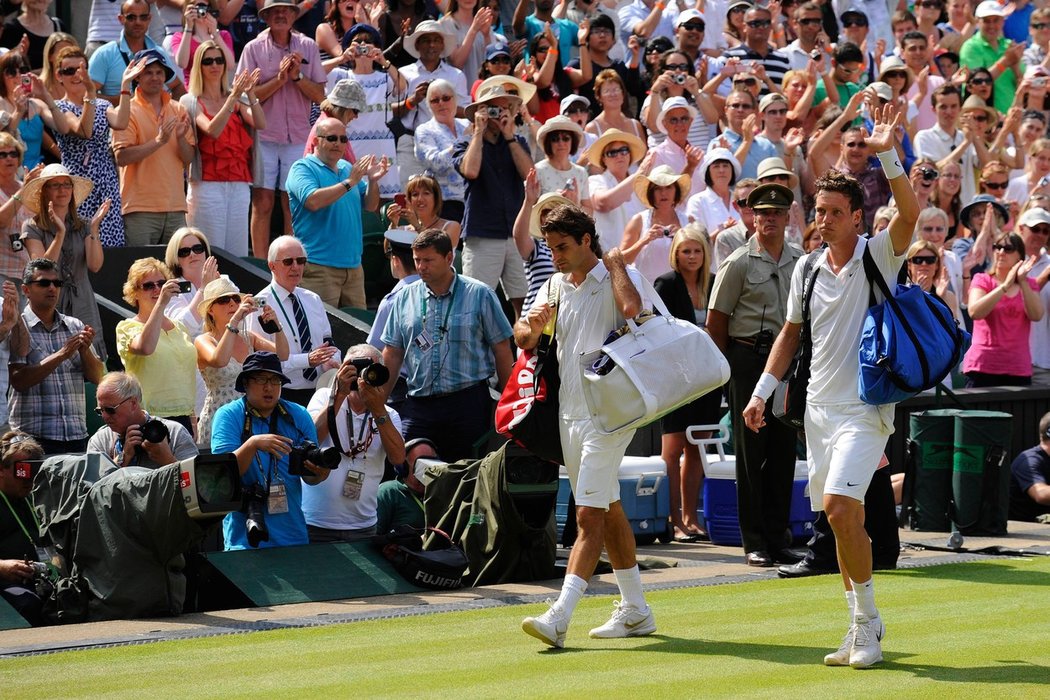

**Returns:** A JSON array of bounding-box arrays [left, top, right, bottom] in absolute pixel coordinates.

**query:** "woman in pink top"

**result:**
[[963, 232, 1045, 387], [171, 1, 235, 86]]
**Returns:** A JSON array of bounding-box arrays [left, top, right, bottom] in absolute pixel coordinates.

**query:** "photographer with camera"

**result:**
[[707, 183, 804, 569], [87, 372, 198, 475], [302, 345, 405, 543], [211, 351, 330, 550], [0, 431, 48, 625]]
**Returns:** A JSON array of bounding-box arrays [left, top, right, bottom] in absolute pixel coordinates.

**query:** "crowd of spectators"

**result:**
[[3, 0, 1050, 622]]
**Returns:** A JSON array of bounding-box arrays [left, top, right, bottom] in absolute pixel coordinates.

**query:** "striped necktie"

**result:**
[[289, 292, 317, 382]]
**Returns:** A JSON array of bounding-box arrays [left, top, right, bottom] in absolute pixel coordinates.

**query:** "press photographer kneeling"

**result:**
[[87, 373, 199, 474], [303, 345, 405, 543], [0, 432, 49, 625], [211, 352, 334, 550]]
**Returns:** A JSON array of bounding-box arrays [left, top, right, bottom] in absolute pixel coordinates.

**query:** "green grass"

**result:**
[[4, 558, 1050, 698]]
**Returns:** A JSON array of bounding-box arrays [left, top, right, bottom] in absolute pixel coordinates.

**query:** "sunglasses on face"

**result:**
[[842, 19, 868, 28], [844, 141, 867, 148], [278, 256, 308, 267], [746, 19, 773, 28], [735, 199, 751, 208], [3, 67, 28, 77], [884, 71, 906, 80], [665, 62, 691, 72], [922, 225, 946, 233], [993, 243, 1017, 253], [139, 280, 167, 291], [488, 55, 511, 64], [909, 254, 937, 265], [916, 1, 942, 8], [122, 13, 151, 22], [94, 396, 132, 417], [58, 66, 81, 76], [177, 242, 207, 257], [798, 17, 823, 26], [214, 294, 241, 306], [680, 22, 705, 32], [665, 115, 691, 125], [200, 56, 226, 66], [1029, 224, 1050, 235], [734, 77, 758, 86], [429, 94, 453, 104], [983, 180, 1007, 190], [763, 107, 787, 116], [604, 145, 632, 158], [969, 77, 992, 86], [727, 102, 752, 110], [27, 278, 64, 288], [0, 150, 18, 159], [1033, 23, 1050, 30], [321, 134, 349, 143]]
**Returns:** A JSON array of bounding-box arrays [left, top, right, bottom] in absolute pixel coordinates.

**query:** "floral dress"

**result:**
[[198, 355, 245, 447], [55, 97, 125, 247]]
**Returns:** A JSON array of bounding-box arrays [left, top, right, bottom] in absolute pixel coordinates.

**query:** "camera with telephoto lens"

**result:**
[[134, 418, 170, 459], [287, 440, 341, 476], [672, 73, 686, 85], [350, 358, 390, 391], [241, 483, 270, 548], [486, 106, 502, 119]]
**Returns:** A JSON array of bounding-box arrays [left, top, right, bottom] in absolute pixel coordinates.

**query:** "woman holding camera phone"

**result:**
[[195, 277, 289, 447], [117, 258, 199, 435]]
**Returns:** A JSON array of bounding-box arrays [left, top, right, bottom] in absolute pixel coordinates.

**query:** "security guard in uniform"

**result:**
[[707, 183, 804, 568]]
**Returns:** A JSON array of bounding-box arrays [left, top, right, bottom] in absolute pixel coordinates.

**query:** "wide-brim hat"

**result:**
[[878, 56, 914, 92], [21, 163, 93, 214], [755, 156, 799, 190], [747, 182, 794, 210], [476, 75, 537, 106], [634, 165, 691, 208], [529, 193, 575, 239], [698, 147, 741, 187], [235, 351, 291, 393], [657, 96, 698, 135], [465, 83, 523, 120], [961, 95, 998, 124], [586, 128, 646, 167], [257, 0, 302, 20], [197, 276, 241, 320], [404, 20, 455, 59], [959, 194, 1008, 231], [536, 115, 585, 154]]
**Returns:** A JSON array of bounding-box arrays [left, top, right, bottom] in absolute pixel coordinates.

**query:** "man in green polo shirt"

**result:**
[[960, 1, 1026, 114]]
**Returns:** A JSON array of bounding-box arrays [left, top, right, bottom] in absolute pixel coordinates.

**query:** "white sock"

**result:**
[[613, 566, 647, 610], [845, 590, 857, 625], [552, 574, 588, 619], [850, 578, 878, 621]]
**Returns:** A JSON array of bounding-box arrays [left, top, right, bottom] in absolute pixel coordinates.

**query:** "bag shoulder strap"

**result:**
[[798, 252, 821, 366]]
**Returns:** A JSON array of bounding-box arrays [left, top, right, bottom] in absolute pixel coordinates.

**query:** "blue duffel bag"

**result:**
[[858, 247, 970, 405]]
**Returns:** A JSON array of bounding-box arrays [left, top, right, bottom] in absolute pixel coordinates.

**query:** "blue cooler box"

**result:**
[[702, 456, 815, 546], [555, 456, 671, 545]]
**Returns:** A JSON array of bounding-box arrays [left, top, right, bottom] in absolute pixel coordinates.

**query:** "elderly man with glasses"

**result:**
[[286, 116, 389, 311], [87, 371, 198, 475]]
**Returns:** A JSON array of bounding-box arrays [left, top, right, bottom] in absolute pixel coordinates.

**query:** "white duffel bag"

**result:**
[[581, 296, 730, 435]]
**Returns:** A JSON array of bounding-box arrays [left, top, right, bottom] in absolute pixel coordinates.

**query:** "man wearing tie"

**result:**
[[249, 236, 340, 406]]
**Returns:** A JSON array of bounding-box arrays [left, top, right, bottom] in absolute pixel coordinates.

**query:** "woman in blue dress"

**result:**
[[52, 47, 144, 248]]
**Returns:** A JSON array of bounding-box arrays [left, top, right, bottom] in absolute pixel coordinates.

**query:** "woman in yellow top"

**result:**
[[117, 257, 198, 435]]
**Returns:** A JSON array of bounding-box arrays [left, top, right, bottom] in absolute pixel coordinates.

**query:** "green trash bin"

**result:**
[[951, 410, 1011, 536], [908, 409, 958, 531]]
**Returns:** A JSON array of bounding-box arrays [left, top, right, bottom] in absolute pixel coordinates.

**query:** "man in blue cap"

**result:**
[[211, 351, 330, 550]]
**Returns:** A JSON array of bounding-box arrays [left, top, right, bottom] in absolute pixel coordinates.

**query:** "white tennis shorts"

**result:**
[[560, 418, 634, 509], [804, 402, 894, 510]]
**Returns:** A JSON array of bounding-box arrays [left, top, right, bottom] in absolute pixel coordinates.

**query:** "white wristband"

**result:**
[[876, 149, 904, 179], [752, 372, 779, 401]]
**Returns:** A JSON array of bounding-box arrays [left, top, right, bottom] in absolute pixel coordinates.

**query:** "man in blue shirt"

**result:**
[[211, 351, 329, 550], [286, 116, 387, 310], [381, 229, 514, 462], [88, 0, 184, 104]]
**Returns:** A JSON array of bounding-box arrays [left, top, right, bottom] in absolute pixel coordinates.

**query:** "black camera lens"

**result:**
[[140, 418, 170, 444], [288, 440, 341, 475], [350, 358, 390, 389], [242, 483, 270, 548]]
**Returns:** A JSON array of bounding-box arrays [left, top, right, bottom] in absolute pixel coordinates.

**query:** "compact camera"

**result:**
[[9, 234, 22, 252], [177, 280, 192, 294], [350, 358, 390, 391], [196, 5, 208, 16], [287, 440, 341, 476], [355, 45, 370, 56], [672, 73, 687, 85], [256, 298, 281, 334], [486, 106, 502, 119]]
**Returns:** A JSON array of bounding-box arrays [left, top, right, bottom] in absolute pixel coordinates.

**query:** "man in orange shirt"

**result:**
[[112, 48, 195, 246]]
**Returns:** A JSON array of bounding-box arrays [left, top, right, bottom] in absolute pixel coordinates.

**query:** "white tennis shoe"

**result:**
[[588, 600, 656, 639], [522, 602, 568, 648]]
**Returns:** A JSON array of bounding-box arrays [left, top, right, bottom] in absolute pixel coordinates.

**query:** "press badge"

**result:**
[[268, 481, 289, 514], [343, 470, 364, 500], [413, 328, 434, 352]]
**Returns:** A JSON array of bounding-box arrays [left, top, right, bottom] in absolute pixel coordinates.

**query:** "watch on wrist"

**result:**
[[225, 323, 240, 334], [343, 179, 353, 192], [374, 414, 389, 426]]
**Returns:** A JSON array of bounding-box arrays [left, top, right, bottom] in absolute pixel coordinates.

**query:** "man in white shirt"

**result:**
[[913, 83, 980, 203], [248, 236, 340, 406], [515, 204, 658, 649], [743, 106, 919, 669], [303, 345, 406, 542], [1018, 208, 1050, 383]]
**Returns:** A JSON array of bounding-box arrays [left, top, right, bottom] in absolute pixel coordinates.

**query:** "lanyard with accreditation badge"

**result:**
[[414, 282, 455, 352]]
